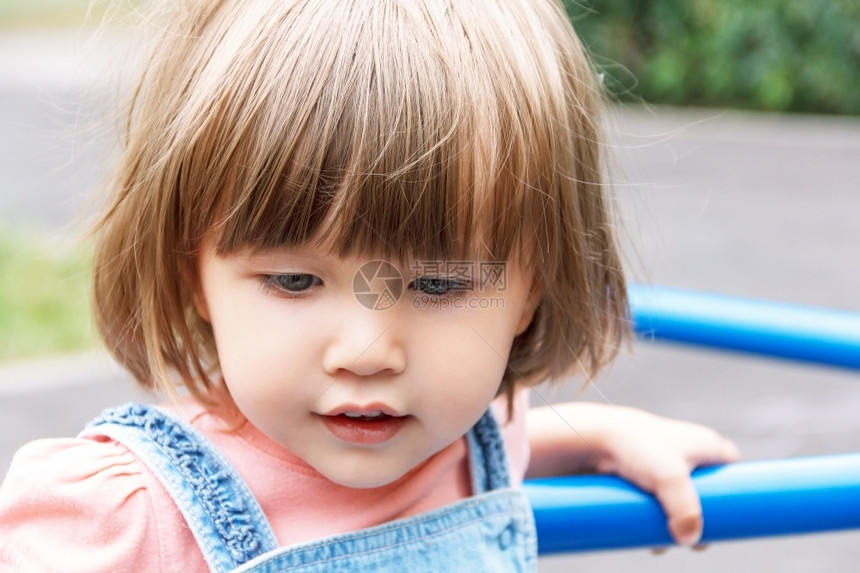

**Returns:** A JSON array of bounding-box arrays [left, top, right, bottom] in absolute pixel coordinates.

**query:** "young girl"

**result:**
[[0, 0, 738, 570]]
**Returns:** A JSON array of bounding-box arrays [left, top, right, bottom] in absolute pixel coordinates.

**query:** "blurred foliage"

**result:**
[[0, 228, 95, 362], [0, 0, 95, 29], [0, 0, 141, 30], [564, 0, 860, 114], [3, 0, 856, 113]]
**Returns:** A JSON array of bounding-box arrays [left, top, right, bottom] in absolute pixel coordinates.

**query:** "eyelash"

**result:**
[[261, 274, 322, 297], [408, 277, 473, 298], [260, 274, 472, 300]]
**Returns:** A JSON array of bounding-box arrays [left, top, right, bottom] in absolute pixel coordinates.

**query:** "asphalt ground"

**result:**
[[2, 31, 860, 572]]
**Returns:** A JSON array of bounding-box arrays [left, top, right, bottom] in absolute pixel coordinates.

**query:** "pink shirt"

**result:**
[[0, 392, 529, 572]]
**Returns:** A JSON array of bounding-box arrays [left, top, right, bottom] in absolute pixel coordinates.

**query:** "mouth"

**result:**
[[324, 403, 403, 418], [319, 405, 408, 445]]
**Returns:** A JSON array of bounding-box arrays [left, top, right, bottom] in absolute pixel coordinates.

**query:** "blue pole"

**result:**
[[628, 285, 860, 370], [525, 453, 860, 554]]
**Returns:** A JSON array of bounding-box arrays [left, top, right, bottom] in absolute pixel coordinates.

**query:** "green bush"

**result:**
[[564, 0, 860, 114]]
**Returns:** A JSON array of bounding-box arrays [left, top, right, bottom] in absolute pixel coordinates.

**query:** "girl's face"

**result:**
[[195, 238, 539, 488]]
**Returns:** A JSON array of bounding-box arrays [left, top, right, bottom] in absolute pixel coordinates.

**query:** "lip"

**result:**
[[323, 403, 404, 417], [319, 404, 408, 446]]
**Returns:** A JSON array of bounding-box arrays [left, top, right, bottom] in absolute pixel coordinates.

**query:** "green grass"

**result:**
[[0, 228, 96, 362]]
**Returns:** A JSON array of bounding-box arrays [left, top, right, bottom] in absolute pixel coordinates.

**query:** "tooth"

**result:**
[[344, 412, 362, 418]]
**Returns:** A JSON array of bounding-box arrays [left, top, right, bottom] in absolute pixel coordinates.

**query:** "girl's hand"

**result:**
[[525, 401, 741, 547]]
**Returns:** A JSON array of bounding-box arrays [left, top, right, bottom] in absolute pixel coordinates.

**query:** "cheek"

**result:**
[[423, 304, 527, 407], [209, 288, 320, 356], [411, 319, 513, 405], [212, 323, 313, 439], [208, 304, 318, 397]]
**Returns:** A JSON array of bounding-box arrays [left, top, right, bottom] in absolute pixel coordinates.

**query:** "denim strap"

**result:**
[[466, 407, 511, 494], [82, 403, 279, 573]]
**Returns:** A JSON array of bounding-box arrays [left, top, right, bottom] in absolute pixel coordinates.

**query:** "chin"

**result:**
[[322, 465, 411, 490]]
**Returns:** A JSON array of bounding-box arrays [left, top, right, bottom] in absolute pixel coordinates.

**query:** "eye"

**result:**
[[409, 277, 472, 296], [264, 273, 322, 294]]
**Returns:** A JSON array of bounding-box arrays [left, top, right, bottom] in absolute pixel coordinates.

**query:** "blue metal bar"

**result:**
[[525, 453, 860, 554], [628, 285, 860, 370]]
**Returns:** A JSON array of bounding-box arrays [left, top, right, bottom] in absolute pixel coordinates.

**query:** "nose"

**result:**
[[322, 305, 406, 378]]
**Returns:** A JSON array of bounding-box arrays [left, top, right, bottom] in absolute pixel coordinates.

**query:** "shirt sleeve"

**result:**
[[0, 437, 170, 572]]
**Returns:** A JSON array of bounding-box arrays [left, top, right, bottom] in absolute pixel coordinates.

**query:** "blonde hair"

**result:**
[[93, 0, 628, 406]]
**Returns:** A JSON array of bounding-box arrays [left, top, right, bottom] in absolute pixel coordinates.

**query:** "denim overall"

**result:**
[[83, 404, 537, 572]]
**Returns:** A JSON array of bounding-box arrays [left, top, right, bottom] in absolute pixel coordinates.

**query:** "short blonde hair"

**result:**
[[93, 0, 628, 406]]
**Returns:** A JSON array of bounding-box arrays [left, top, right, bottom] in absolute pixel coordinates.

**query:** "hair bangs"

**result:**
[[206, 0, 554, 266]]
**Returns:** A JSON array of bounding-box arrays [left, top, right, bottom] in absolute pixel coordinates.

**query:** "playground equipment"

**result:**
[[525, 285, 860, 553]]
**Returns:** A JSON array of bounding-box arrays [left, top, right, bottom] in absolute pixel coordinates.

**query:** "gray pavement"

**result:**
[[2, 31, 860, 571]]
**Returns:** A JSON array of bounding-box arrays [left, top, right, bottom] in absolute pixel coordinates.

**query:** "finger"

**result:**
[[652, 471, 703, 547], [688, 432, 742, 467], [718, 437, 742, 463], [670, 512, 702, 548]]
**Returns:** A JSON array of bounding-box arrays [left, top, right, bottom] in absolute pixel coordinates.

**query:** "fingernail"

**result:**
[[677, 530, 702, 547], [673, 514, 702, 547]]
